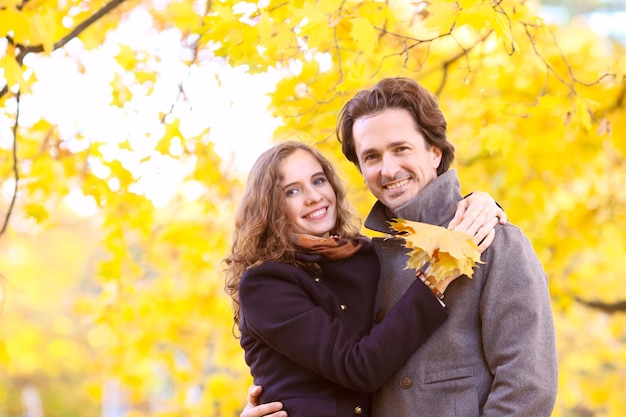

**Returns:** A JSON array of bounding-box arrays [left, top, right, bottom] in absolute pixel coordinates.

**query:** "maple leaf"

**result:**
[[389, 219, 483, 283]]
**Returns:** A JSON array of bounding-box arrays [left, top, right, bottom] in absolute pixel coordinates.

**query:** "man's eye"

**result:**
[[363, 154, 378, 162]]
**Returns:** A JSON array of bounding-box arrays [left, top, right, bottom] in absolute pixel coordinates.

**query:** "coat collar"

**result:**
[[364, 169, 463, 234]]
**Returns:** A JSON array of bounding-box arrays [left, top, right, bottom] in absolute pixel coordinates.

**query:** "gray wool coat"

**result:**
[[366, 170, 558, 417]]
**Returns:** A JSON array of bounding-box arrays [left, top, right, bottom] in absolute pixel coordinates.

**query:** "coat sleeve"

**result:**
[[479, 225, 558, 416], [239, 263, 448, 392]]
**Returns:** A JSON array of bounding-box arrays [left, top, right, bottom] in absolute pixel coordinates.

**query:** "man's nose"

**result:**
[[381, 154, 400, 179]]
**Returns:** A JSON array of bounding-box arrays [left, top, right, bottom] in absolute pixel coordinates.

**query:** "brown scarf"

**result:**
[[294, 234, 365, 260]]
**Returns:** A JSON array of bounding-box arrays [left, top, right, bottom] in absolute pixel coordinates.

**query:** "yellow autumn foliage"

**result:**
[[389, 218, 482, 282], [1, 0, 626, 416]]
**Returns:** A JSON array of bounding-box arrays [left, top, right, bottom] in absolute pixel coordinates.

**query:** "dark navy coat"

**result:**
[[239, 238, 447, 417]]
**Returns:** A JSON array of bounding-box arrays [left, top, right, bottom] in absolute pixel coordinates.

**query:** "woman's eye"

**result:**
[[313, 177, 327, 186], [285, 188, 299, 197]]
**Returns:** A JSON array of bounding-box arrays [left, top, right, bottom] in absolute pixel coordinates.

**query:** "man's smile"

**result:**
[[384, 178, 410, 191]]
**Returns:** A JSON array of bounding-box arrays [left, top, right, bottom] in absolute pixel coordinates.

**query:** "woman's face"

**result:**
[[279, 149, 337, 238]]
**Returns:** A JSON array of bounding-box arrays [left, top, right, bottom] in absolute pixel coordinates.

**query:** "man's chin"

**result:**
[[371, 185, 413, 209]]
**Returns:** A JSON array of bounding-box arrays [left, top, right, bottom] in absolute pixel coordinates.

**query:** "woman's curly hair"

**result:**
[[221, 141, 361, 327]]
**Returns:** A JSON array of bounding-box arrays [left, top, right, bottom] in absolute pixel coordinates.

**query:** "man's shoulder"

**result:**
[[492, 222, 532, 245], [481, 222, 543, 269]]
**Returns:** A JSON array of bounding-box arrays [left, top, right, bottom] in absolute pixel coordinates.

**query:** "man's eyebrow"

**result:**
[[359, 147, 376, 157], [387, 140, 410, 148], [360, 141, 409, 157]]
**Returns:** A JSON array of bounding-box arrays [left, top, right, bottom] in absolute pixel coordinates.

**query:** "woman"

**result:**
[[223, 141, 498, 417]]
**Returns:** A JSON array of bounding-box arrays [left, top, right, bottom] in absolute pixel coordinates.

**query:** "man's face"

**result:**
[[352, 108, 442, 211]]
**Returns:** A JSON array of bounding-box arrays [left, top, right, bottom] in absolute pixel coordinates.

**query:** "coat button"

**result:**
[[400, 376, 412, 389], [374, 310, 385, 323], [353, 406, 363, 415], [314, 278, 320, 282], [340, 304, 347, 311]]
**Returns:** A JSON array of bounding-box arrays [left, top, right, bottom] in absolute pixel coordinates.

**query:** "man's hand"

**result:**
[[240, 385, 287, 417], [448, 192, 507, 253]]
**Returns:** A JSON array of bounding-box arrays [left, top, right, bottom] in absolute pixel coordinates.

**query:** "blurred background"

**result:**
[[1, 0, 625, 415]]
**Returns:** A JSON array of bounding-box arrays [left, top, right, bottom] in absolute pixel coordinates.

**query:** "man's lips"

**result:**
[[383, 178, 410, 191]]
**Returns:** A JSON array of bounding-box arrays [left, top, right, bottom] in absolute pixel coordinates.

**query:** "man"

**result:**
[[242, 77, 557, 416]]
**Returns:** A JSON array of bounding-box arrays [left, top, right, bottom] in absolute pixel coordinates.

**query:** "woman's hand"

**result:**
[[448, 192, 507, 253], [240, 385, 287, 417]]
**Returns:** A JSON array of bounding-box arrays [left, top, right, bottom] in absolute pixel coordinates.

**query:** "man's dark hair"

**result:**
[[336, 77, 455, 175]]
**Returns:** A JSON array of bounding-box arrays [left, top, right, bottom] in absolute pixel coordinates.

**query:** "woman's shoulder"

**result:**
[[242, 260, 305, 282], [238, 261, 316, 302]]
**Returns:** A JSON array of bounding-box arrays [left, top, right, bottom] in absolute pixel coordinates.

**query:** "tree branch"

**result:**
[[433, 29, 493, 96], [1, 91, 20, 237], [575, 297, 626, 314], [609, 75, 626, 112], [1, 0, 129, 101], [14, 0, 128, 64], [0, 0, 130, 235]]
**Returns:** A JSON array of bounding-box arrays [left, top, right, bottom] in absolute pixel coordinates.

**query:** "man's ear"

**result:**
[[432, 146, 443, 169]]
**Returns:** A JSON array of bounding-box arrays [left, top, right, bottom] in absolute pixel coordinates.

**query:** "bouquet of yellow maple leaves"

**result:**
[[389, 219, 483, 283]]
